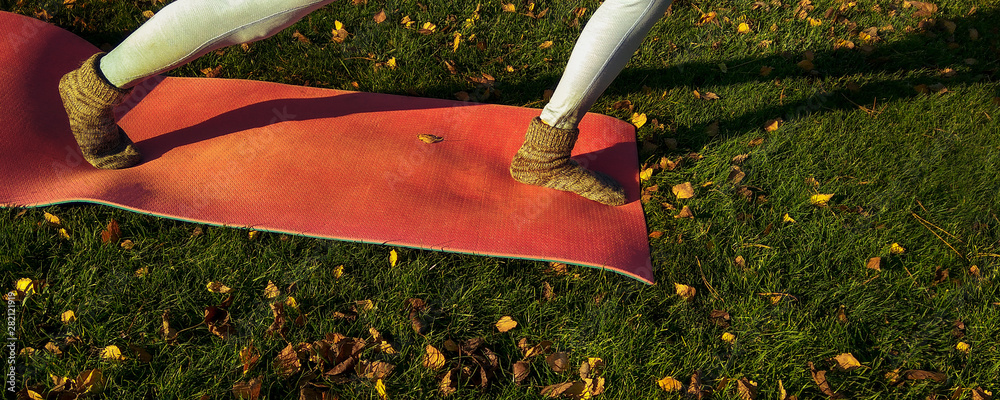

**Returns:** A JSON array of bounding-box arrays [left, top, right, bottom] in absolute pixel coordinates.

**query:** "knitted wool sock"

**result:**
[[58, 53, 142, 169], [510, 117, 627, 206]]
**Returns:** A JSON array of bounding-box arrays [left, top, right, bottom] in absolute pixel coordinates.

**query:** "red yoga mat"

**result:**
[[0, 12, 654, 284]]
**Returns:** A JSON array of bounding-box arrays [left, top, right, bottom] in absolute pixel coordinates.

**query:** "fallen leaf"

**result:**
[[546, 351, 569, 373], [374, 9, 386, 23], [760, 66, 774, 76], [264, 281, 280, 298], [957, 342, 970, 353], [640, 168, 653, 181], [688, 371, 708, 399], [201, 65, 223, 78], [832, 353, 862, 371], [292, 30, 311, 44], [142, 10, 154, 18], [539, 40, 553, 49], [972, 387, 993, 400], [729, 166, 746, 185], [502, 3, 516, 12], [439, 369, 458, 396], [76, 369, 105, 394], [100, 345, 125, 361], [764, 118, 783, 132], [61, 310, 76, 324], [541, 382, 575, 397], [496, 316, 518, 332], [810, 194, 834, 207], [738, 22, 752, 33], [658, 376, 683, 392], [809, 362, 841, 398], [866, 257, 882, 271], [890, 243, 906, 255], [675, 206, 694, 219], [360, 361, 395, 380], [797, 60, 814, 71], [904, 0, 938, 18], [161, 310, 178, 341], [902, 370, 947, 382], [697, 11, 717, 25], [737, 377, 758, 400], [375, 379, 388, 400], [423, 345, 446, 369], [722, 332, 736, 344], [672, 182, 695, 199], [58, 228, 71, 239], [101, 219, 120, 244], [513, 360, 531, 384], [207, 281, 233, 294], [674, 283, 696, 301], [631, 113, 647, 128], [240, 345, 260, 374], [735, 256, 746, 269], [417, 134, 444, 143], [232, 376, 262, 400], [783, 213, 796, 223]]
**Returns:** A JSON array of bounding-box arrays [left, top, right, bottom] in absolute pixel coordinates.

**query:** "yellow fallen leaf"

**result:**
[[423, 345, 446, 369], [142, 10, 154, 18], [58, 228, 71, 239], [697, 11, 717, 25], [264, 280, 280, 298], [400, 15, 415, 28], [333, 265, 344, 279], [61, 310, 76, 324], [956, 342, 970, 353], [738, 22, 751, 33], [285, 296, 298, 309], [23, 389, 43, 400], [206, 281, 233, 294], [502, 3, 516, 12], [808, 17, 823, 26], [764, 118, 783, 132], [658, 376, 683, 392], [783, 213, 796, 223], [496, 315, 518, 332], [640, 168, 653, 182], [672, 182, 695, 200], [539, 40, 553, 49], [376, 378, 388, 400], [43, 212, 61, 226], [248, 230, 259, 240], [16, 278, 36, 295], [810, 194, 834, 207], [722, 332, 736, 343], [890, 243, 906, 255], [390, 249, 398, 267], [674, 283, 696, 301], [452, 32, 461, 52], [421, 22, 437, 33], [631, 113, 647, 128], [417, 134, 444, 143], [387, 57, 396, 69], [100, 345, 125, 361], [833, 353, 861, 370]]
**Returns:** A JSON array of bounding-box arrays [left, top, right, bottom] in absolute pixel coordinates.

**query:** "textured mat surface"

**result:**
[[0, 12, 654, 284]]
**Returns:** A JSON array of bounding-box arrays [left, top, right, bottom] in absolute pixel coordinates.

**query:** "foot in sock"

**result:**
[[510, 117, 627, 206], [59, 52, 142, 169]]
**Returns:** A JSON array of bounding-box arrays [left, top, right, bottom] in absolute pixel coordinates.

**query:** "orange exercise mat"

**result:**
[[0, 12, 654, 284]]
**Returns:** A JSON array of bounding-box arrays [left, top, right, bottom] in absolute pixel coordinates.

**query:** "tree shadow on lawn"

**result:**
[[485, 6, 999, 153]]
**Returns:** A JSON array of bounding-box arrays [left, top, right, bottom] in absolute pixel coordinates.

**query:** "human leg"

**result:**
[[510, 0, 673, 206], [59, 0, 337, 169]]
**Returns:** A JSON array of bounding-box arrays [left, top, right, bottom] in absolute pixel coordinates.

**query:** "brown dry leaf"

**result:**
[[207, 281, 233, 294], [374, 9, 386, 23], [735, 256, 746, 269], [809, 362, 842, 398], [904, 0, 938, 18], [542, 282, 555, 302], [496, 316, 518, 332], [688, 371, 708, 399], [268, 302, 288, 339], [100, 219, 120, 244], [523, 340, 553, 358], [834, 39, 855, 50], [732, 153, 749, 165], [417, 134, 444, 143], [737, 377, 758, 400], [232, 376, 262, 400], [902, 370, 947, 382], [748, 137, 765, 146], [674, 283, 696, 301], [240, 345, 260, 374], [832, 353, 862, 371], [332, 21, 349, 42], [121, 239, 135, 250], [675, 206, 694, 219], [75, 369, 105, 394], [545, 351, 570, 373], [866, 257, 882, 271], [672, 182, 695, 200], [729, 166, 746, 185], [764, 118, 783, 132], [971, 387, 993, 400], [423, 345, 446, 369], [697, 11, 717, 25], [204, 306, 233, 339], [760, 66, 774, 76], [292, 30, 311, 44], [439, 369, 458, 396], [513, 360, 531, 384], [161, 310, 178, 342], [702, 92, 721, 101], [359, 360, 396, 380], [837, 305, 848, 323], [44, 341, 62, 356], [710, 309, 731, 327], [539, 40, 554, 49], [797, 60, 815, 71], [540, 382, 575, 397]]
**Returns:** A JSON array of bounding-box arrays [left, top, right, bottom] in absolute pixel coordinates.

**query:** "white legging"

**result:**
[[101, 0, 673, 130]]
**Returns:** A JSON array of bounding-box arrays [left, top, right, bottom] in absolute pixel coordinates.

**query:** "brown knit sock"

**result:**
[[58, 53, 141, 169], [510, 117, 627, 206]]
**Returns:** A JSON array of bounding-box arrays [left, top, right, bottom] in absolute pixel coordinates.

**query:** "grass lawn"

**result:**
[[3, 0, 1000, 399]]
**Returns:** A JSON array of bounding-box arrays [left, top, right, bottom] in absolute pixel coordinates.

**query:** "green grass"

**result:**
[[3, 0, 1000, 399]]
